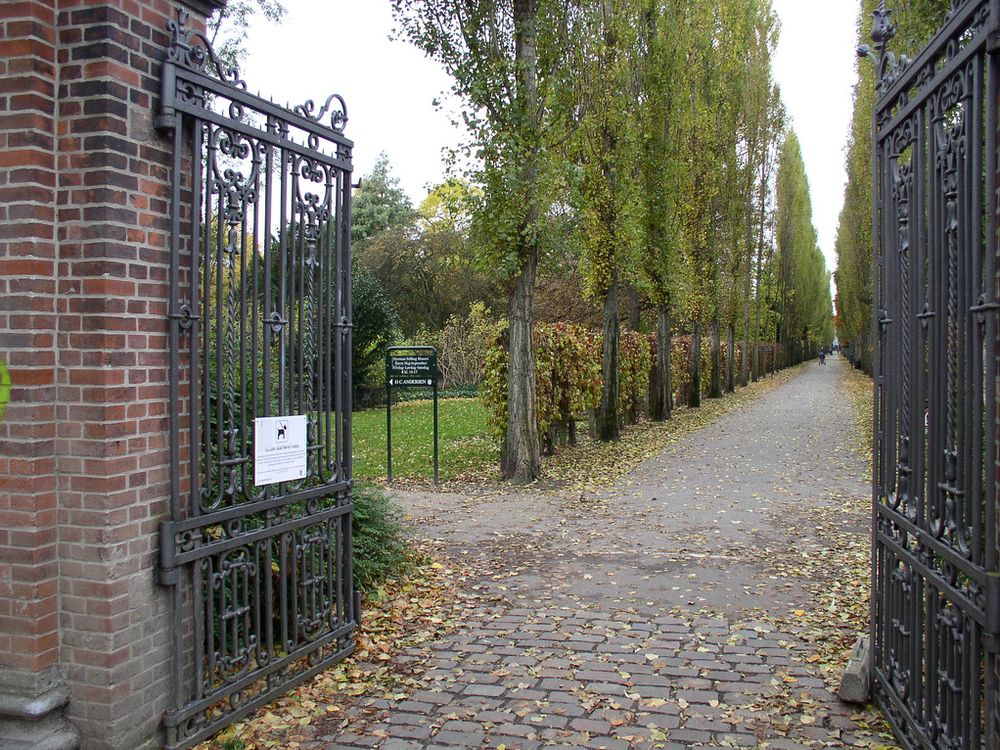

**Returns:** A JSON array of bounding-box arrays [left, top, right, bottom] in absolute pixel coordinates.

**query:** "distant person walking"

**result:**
[[818, 348, 826, 365]]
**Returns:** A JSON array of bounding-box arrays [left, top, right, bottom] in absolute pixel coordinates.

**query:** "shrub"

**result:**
[[352, 483, 411, 594], [620, 330, 652, 424], [352, 266, 399, 398], [535, 323, 601, 451], [482, 322, 648, 451], [436, 302, 495, 389], [669, 336, 783, 404]]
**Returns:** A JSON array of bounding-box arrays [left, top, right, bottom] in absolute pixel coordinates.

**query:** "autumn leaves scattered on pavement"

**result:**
[[203, 362, 895, 750], [204, 543, 475, 750]]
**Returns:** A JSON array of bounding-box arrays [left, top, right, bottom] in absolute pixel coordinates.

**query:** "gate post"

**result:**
[[0, 2, 223, 749], [0, 6, 73, 748]]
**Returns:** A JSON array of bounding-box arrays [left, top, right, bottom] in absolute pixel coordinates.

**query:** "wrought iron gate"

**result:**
[[155, 11, 356, 748], [869, 1, 1000, 747]]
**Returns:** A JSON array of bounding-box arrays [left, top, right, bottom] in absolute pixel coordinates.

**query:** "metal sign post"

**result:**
[[385, 346, 438, 484]]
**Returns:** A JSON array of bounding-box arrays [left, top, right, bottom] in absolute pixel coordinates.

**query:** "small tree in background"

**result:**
[[352, 153, 418, 248], [208, 0, 286, 70], [352, 266, 399, 398]]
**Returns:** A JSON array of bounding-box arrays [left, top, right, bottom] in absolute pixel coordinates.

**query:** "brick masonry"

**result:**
[[0, 1, 221, 748]]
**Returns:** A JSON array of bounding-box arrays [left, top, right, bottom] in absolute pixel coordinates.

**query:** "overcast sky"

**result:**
[[243, 0, 862, 278]]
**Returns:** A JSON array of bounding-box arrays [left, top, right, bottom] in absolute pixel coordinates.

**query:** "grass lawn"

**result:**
[[352, 367, 799, 488], [353, 397, 498, 483]]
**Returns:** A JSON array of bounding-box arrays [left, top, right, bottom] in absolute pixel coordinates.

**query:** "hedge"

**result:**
[[481, 322, 783, 456], [481, 322, 650, 452]]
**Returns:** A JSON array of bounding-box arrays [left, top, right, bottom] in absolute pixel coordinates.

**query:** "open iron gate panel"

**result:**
[[868, 1, 1000, 748], [156, 11, 356, 749]]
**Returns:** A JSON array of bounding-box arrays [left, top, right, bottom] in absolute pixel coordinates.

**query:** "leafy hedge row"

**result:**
[[483, 324, 784, 453], [481, 322, 650, 451], [667, 336, 782, 403]]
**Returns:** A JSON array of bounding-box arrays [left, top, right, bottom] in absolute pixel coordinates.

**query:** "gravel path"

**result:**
[[314, 354, 887, 750]]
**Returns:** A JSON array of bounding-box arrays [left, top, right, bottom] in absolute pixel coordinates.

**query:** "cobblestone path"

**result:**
[[314, 355, 887, 749]]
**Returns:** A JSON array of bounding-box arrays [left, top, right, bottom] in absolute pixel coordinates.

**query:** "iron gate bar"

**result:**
[[868, 0, 1000, 748], [156, 9, 356, 749]]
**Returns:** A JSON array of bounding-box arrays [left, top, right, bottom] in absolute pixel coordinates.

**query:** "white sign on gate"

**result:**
[[254, 414, 308, 486]]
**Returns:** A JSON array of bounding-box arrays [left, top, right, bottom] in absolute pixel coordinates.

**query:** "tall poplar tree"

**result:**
[[835, 0, 950, 370], [637, 0, 691, 421], [575, 0, 643, 441], [774, 131, 832, 359], [392, 0, 579, 481]]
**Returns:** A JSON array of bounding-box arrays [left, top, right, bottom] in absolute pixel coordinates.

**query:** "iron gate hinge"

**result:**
[[155, 60, 177, 132], [167, 303, 197, 329], [157, 520, 179, 587], [986, 573, 1000, 652]]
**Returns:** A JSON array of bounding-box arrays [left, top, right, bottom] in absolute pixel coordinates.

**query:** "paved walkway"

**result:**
[[314, 355, 885, 749]]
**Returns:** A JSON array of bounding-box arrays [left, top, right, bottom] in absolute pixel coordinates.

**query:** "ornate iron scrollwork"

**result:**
[[864, 2, 999, 748], [157, 8, 356, 749]]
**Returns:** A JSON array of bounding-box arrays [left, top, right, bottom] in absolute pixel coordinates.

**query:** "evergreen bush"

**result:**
[[351, 483, 411, 594]]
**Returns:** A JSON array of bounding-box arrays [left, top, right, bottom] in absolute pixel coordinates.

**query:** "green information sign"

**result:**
[[387, 352, 437, 388], [385, 346, 438, 483]]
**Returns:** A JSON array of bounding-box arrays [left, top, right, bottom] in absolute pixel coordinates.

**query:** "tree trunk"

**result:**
[[689, 322, 701, 408], [501, 0, 541, 483], [597, 275, 620, 442], [709, 317, 722, 399], [750, 137, 771, 384], [650, 304, 672, 421], [626, 285, 641, 331], [741, 246, 752, 389], [726, 323, 735, 393], [648, 346, 662, 421], [501, 253, 540, 481]]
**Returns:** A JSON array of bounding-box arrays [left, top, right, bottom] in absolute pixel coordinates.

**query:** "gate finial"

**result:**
[[871, 0, 896, 54]]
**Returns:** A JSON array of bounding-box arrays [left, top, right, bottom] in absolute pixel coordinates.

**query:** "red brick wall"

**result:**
[[1, 2, 214, 748], [54, 3, 179, 746], [0, 0, 61, 691]]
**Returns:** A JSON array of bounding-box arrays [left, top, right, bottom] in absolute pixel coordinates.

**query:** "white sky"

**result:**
[[771, 0, 861, 277], [243, 0, 862, 277]]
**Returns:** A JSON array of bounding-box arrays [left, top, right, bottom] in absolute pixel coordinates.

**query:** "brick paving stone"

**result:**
[[487, 738, 542, 749], [465, 683, 507, 697], [381, 742, 424, 750], [288, 360, 896, 750], [584, 738, 631, 750]]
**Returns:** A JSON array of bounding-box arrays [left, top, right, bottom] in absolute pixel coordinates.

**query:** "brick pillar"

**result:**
[[0, 3, 74, 747], [0, 1, 222, 749]]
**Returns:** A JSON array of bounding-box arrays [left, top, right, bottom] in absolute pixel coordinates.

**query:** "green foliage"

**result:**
[[418, 178, 480, 233], [352, 266, 399, 394], [393, 0, 822, 470], [352, 398, 497, 482], [392, 0, 586, 479], [774, 131, 833, 358], [481, 322, 651, 448], [351, 484, 412, 593], [391, 0, 581, 278], [358, 177, 500, 337], [835, 0, 950, 370], [352, 154, 417, 248]]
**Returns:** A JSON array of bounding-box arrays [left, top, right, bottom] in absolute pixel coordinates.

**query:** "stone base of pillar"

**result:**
[[0, 670, 80, 750]]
